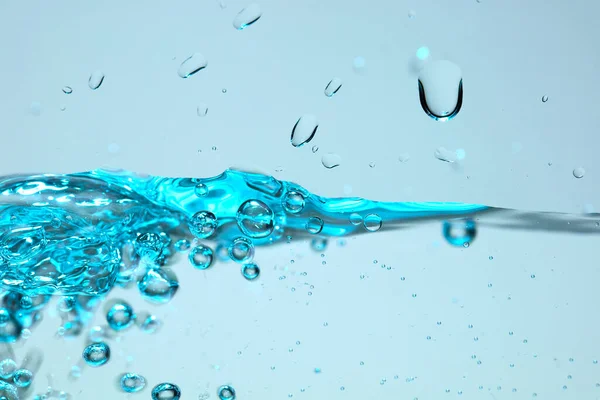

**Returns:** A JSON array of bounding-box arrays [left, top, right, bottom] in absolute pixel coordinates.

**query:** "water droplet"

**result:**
[[282, 191, 305, 214], [106, 302, 135, 331], [541, 95, 548, 103], [291, 114, 318, 147], [241, 263, 260, 280], [197, 104, 208, 117], [434, 147, 457, 163], [418, 60, 463, 121], [228, 237, 255, 263], [0, 359, 16, 379], [12, 368, 33, 388], [233, 3, 262, 30], [349, 213, 362, 225], [311, 145, 319, 153], [573, 167, 585, 179], [236, 199, 274, 238], [188, 211, 218, 238], [222, 88, 227, 93], [62, 86, 73, 94], [321, 153, 342, 169], [135, 232, 165, 261], [324, 78, 343, 97], [306, 217, 324, 234], [310, 238, 327, 252], [151, 383, 181, 400], [363, 214, 382, 232], [189, 245, 214, 269], [88, 70, 105, 90], [120, 373, 146, 393], [443, 219, 476, 247], [178, 53, 208, 78], [138, 269, 179, 304], [82, 342, 111, 367]]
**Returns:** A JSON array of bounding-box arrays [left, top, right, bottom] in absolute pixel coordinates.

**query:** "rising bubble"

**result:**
[[88, 70, 105, 90], [349, 213, 362, 225], [443, 219, 476, 247], [188, 211, 218, 238], [321, 153, 342, 169], [174, 239, 191, 252], [0, 359, 16, 379], [233, 3, 262, 30], [178, 53, 208, 78], [418, 60, 463, 121], [324, 78, 343, 97], [134, 232, 165, 261], [573, 167, 585, 179], [363, 214, 382, 232], [541, 95, 548, 103], [189, 245, 214, 269], [106, 302, 135, 331], [241, 263, 260, 280], [291, 114, 319, 147], [138, 269, 179, 304], [218, 385, 236, 399], [228, 237, 255, 263], [195, 183, 209, 197], [82, 342, 111, 367], [434, 147, 457, 163], [151, 383, 181, 400], [62, 86, 73, 94], [12, 368, 33, 388], [120, 373, 146, 393], [197, 103, 208, 117], [282, 191, 305, 214], [236, 200, 274, 238], [306, 217, 324, 234]]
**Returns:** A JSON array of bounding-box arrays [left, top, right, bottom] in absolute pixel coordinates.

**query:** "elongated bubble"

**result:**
[[291, 114, 318, 147], [178, 53, 208, 78], [418, 60, 462, 121], [88, 71, 105, 90], [233, 3, 262, 30]]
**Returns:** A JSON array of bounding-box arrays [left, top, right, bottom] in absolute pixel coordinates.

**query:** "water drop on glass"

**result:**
[[88, 70, 105, 90], [321, 153, 341, 169], [120, 373, 146, 393], [241, 263, 260, 280], [189, 245, 214, 269], [434, 147, 457, 163], [291, 114, 318, 147], [178, 53, 208, 78], [228, 237, 254, 263], [188, 211, 218, 238], [306, 217, 324, 234], [217, 385, 236, 399], [13, 369, 33, 388], [82, 342, 111, 367], [443, 219, 476, 246], [138, 269, 179, 304], [363, 214, 382, 232], [233, 3, 262, 30], [151, 383, 181, 400], [282, 191, 305, 214], [62, 86, 73, 94], [106, 302, 135, 331], [324, 78, 343, 97], [573, 167, 585, 179], [418, 60, 463, 121], [236, 199, 274, 238], [197, 104, 208, 117]]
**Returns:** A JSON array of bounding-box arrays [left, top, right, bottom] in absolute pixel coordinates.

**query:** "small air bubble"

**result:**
[[541, 95, 548, 103], [573, 167, 585, 179], [62, 86, 73, 94]]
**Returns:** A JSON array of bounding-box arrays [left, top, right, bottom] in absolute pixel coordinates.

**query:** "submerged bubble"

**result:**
[[188, 211, 218, 238], [233, 3, 262, 30], [291, 114, 319, 147], [0, 359, 16, 379], [324, 78, 343, 97], [62, 86, 73, 94], [241, 263, 260, 280], [282, 191, 305, 214], [306, 217, 324, 234], [12, 368, 33, 388], [120, 373, 146, 393], [106, 302, 135, 331], [174, 239, 191, 252], [228, 237, 255, 263], [82, 342, 111, 367], [178, 53, 208, 78], [134, 232, 165, 261], [418, 60, 463, 121], [218, 385, 236, 399], [138, 269, 179, 304], [236, 200, 274, 238], [321, 153, 342, 169], [350, 213, 362, 225], [312, 145, 319, 153], [189, 245, 214, 269], [573, 167, 585, 179], [443, 219, 476, 247], [197, 103, 209, 117], [195, 183, 209, 197], [152, 383, 181, 400], [363, 214, 382, 232], [88, 70, 105, 90], [311, 238, 327, 252], [0, 381, 18, 400]]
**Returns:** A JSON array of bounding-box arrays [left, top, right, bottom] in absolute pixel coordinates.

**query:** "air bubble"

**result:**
[[88, 71, 105, 90], [541, 95, 548, 103], [418, 60, 463, 121], [236, 199, 274, 238], [0, 359, 16, 379], [306, 217, 324, 234], [324, 78, 343, 97], [233, 3, 262, 30], [197, 104, 208, 117], [106, 302, 135, 331], [312, 145, 319, 153], [311, 238, 327, 252], [134, 232, 164, 261], [12, 369, 33, 388], [120, 373, 146, 393], [434, 147, 457, 163], [241, 263, 260, 280], [62, 86, 73, 94], [321, 153, 342, 169], [217, 385, 236, 399], [178, 53, 208, 78], [138, 269, 179, 304], [174, 239, 191, 252], [350, 213, 362, 225], [189, 245, 214, 269], [443, 219, 476, 246], [282, 191, 305, 214], [188, 211, 218, 238], [291, 114, 318, 147], [82, 342, 111, 367], [151, 383, 181, 400], [573, 167, 585, 179], [363, 214, 382, 232], [228, 237, 255, 263]]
